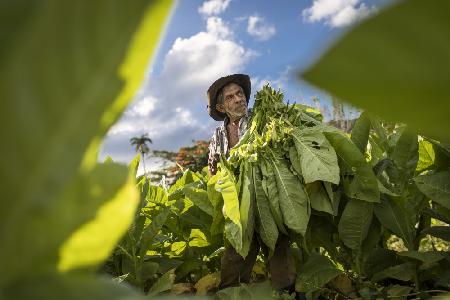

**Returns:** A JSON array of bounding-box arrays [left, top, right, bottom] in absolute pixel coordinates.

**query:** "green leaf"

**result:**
[[210, 206, 225, 237], [207, 173, 225, 236], [351, 111, 371, 154], [362, 249, 401, 279], [307, 216, 338, 255], [128, 154, 141, 178], [436, 270, 450, 289], [369, 136, 385, 166], [179, 206, 213, 233], [147, 269, 176, 296], [374, 196, 415, 249], [338, 199, 373, 250], [216, 282, 274, 300], [369, 115, 389, 152], [253, 165, 278, 251], [169, 241, 187, 256], [302, 0, 450, 143], [183, 183, 214, 216], [307, 181, 334, 215], [148, 257, 183, 275], [58, 164, 139, 272], [378, 180, 399, 197], [291, 127, 340, 185], [414, 171, 450, 210], [271, 156, 310, 236], [216, 161, 243, 252], [0, 0, 174, 288], [416, 140, 435, 173], [391, 130, 419, 187], [289, 146, 303, 177], [323, 128, 380, 202], [3, 274, 145, 300], [208, 173, 223, 208], [397, 251, 446, 264], [139, 206, 171, 260], [238, 162, 255, 258], [387, 285, 413, 299], [139, 261, 159, 283], [295, 253, 342, 293], [175, 258, 202, 281], [260, 158, 287, 235], [168, 170, 201, 199], [421, 226, 450, 241], [360, 220, 383, 258], [426, 138, 450, 170], [189, 229, 210, 248], [371, 263, 416, 282], [326, 182, 341, 216], [423, 207, 450, 224], [146, 185, 168, 204]]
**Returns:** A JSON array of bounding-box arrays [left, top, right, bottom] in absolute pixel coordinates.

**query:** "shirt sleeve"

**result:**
[[208, 130, 221, 176]]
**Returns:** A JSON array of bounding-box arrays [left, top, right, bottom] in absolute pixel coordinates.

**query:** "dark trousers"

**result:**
[[219, 234, 296, 290]]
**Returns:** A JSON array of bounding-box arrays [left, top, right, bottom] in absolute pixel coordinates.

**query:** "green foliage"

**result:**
[[183, 183, 214, 216], [216, 281, 274, 300], [323, 128, 380, 203], [414, 172, 450, 210], [338, 199, 373, 250], [218, 85, 348, 251], [100, 87, 450, 299], [105, 169, 224, 293], [291, 127, 340, 185], [2, 274, 147, 300], [371, 263, 416, 282], [350, 111, 371, 154], [374, 196, 416, 250], [239, 162, 256, 258], [253, 165, 278, 251], [271, 155, 310, 236], [209, 85, 450, 297], [147, 269, 176, 296], [295, 253, 342, 293], [297, 0, 450, 295], [298, 0, 450, 286], [216, 159, 243, 254], [0, 0, 174, 298]]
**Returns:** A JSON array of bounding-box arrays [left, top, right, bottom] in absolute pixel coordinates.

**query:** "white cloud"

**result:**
[[160, 16, 257, 95], [198, 0, 231, 17], [124, 96, 156, 117], [102, 16, 256, 164], [206, 16, 233, 39], [302, 0, 377, 28], [247, 15, 276, 41]]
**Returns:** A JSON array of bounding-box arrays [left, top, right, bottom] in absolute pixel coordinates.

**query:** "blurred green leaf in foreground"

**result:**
[[0, 0, 174, 298], [302, 0, 450, 143]]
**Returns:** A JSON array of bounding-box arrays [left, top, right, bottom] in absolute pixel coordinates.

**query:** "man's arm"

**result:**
[[208, 129, 221, 177], [208, 142, 220, 177]]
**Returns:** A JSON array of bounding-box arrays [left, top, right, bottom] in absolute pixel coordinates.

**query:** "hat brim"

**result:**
[[207, 74, 251, 121]]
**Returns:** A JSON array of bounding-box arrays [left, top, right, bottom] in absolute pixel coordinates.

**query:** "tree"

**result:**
[[130, 133, 152, 175]]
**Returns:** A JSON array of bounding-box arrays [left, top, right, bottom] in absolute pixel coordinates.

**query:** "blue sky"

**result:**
[[100, 0, 391, 172]]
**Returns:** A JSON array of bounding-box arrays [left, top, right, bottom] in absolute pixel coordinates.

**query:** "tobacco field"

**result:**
[[1, 0, 449, 299]]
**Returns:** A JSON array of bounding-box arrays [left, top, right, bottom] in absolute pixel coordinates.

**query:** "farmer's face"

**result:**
[[216, 83, 247, 119]]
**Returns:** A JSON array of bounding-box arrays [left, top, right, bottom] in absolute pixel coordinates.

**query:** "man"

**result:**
[[206, 74, 296, 292]]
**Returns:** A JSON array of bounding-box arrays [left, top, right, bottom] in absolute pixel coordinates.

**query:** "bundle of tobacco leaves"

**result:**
[[213, 84, 379, 258]]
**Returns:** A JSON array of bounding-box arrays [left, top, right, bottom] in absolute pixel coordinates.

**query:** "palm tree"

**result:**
[[130, 133, 152, 175]]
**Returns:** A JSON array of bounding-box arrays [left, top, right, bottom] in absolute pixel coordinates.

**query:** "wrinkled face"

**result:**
[[216, 83, 247, 119]]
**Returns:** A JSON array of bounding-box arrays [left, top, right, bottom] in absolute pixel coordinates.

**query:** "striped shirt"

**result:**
[[208, 110, 252, 175]]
